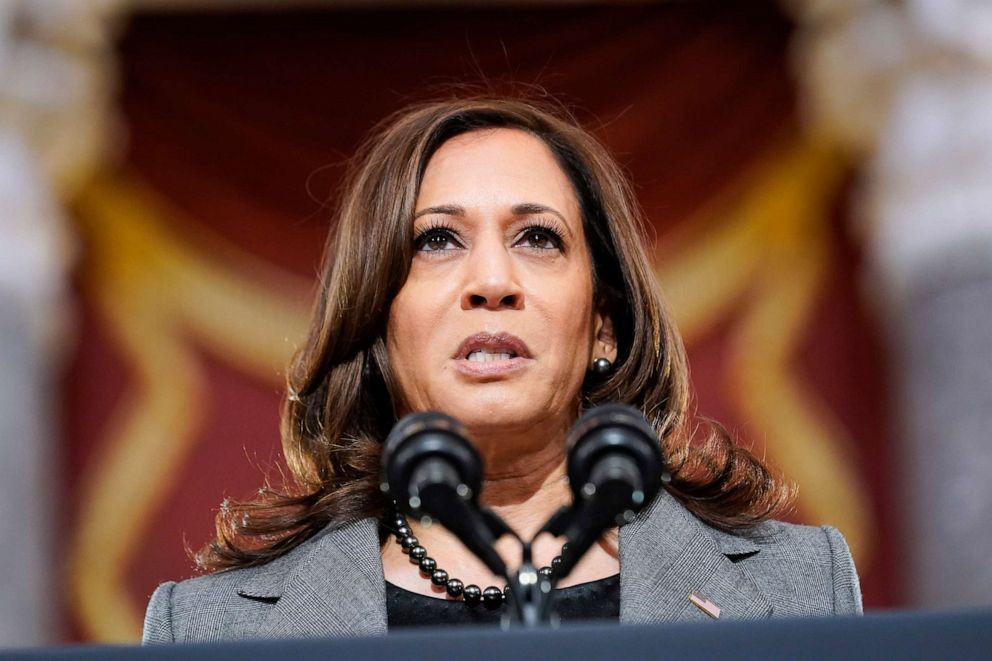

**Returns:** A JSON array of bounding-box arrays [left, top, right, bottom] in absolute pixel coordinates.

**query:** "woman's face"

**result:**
[[386, 128, 613, 449]]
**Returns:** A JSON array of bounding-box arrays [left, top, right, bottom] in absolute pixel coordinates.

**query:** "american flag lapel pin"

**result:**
[[689, 593, 722, 619]]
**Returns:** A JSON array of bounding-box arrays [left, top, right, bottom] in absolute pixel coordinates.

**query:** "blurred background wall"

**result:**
[[1, 0, 989, 647]]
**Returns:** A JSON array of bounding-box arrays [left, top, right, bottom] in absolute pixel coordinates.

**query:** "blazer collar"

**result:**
[[237, 518, 388, 639], [619, 491, 772, 623]]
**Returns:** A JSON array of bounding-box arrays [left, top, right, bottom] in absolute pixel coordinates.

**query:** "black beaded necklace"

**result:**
[[385, 507, 566, 610]]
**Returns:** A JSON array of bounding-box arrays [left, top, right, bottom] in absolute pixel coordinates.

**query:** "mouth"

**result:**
[[453, 332, 533, 376], [465, 350, 517, 363], [454, 332, 532, 361]]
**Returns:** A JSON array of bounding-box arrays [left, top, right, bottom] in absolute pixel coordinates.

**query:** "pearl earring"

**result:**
[[591, 357, 613, 375]]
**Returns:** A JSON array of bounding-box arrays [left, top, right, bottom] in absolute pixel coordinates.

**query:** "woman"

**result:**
[[143, 96, 861, 643]]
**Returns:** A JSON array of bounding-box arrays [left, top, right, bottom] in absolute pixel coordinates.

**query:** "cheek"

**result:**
[[388, 279, 430, 349], [385, 293, 418, 405], [385, 282, 447, 408], [540, 275, 596, 378]]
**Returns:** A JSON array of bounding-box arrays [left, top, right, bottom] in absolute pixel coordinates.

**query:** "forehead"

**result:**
[[417, 128, 581, 220]]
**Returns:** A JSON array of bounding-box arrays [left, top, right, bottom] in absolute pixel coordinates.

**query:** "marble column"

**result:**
[[0, 0, 121, 645], [0, 135, 66, 648]]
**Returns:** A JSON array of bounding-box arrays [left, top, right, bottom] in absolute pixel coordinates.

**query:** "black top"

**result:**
[[386, 575, 620, 629]]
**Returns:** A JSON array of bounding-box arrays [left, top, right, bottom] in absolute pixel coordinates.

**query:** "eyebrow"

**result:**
[[413, 204, 464, 219], [413, 203, 569, 225]]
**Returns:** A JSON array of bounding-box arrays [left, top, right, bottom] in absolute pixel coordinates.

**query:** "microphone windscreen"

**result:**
[[381, 411, 483, 510], [566, 403, 664, 511]]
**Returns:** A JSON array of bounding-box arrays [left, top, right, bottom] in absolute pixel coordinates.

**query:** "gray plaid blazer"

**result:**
[[142, 491, 862, 643]]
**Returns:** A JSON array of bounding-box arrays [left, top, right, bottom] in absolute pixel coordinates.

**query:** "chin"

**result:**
[[439, 391, 546, 434]]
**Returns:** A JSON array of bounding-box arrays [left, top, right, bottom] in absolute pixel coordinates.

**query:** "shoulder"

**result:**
[[620, 492, 863, 622], [712, 519, 863, 617], [143, 569, 257, 644], [141, 534, 319, 644]]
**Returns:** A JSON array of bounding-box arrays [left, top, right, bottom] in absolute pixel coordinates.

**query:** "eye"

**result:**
[[414, 226, 462, 252], [514, 225, 563, 251]]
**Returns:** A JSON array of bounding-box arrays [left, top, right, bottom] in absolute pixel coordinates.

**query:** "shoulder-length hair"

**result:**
[[199, 96, 792, 571]]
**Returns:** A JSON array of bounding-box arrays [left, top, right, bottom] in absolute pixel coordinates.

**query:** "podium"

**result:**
[[7, 608, 990, 660]]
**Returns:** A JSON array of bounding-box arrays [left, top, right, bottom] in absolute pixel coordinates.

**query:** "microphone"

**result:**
[[544, 403, 665, 577], [381, 411, 507, 578]]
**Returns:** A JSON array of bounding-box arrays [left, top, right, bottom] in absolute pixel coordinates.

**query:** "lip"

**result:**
[[452, 332, 533, 377]]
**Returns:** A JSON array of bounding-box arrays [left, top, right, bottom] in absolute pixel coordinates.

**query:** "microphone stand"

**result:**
[[412, 498, 559, 628], [414, 466, 644, 628], [427, 496, 636, 629], [453, 506, 558, 629], [502, 467, 644, 627], [458, 489, 633, 628], [503, 539, 556, 629]]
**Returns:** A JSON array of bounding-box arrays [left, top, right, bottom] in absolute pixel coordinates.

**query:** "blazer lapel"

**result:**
[[240, 518, 388, 639], [619, 492, 773, 624]]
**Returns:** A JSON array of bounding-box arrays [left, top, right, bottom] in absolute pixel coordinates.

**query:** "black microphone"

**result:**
[[544, 403, 665, 577], [381, 411, 507, 578]]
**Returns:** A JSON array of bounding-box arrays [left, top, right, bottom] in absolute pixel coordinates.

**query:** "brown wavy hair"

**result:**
[[198, 96, 793, 572]]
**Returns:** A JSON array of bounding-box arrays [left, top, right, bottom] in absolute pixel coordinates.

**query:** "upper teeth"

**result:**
[[467, 350, 514, 362]]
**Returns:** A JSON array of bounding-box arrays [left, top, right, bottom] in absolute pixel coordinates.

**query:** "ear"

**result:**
[[591, 310, 618, 364]]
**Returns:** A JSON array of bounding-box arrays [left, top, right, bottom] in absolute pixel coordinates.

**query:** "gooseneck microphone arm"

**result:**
[[542, 455, 644, 576], [540, 403, 666, 578], [381, 412, 509, 579], [412, 466, 509, 578]]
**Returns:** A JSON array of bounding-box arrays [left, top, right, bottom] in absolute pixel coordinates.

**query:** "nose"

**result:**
[[460, 240, 524, 311]]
